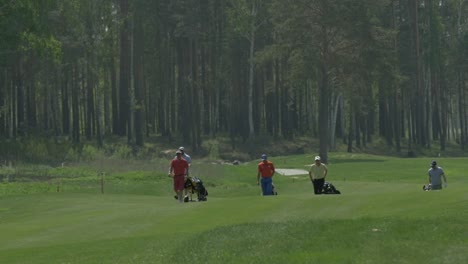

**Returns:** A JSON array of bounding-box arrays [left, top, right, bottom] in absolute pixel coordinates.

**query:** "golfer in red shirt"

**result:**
[[257, 154, 275, 195], [168, 150, 189, 203]]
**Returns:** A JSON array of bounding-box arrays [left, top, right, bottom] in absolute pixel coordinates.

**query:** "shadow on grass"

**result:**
[[167, 217, 468, 264]]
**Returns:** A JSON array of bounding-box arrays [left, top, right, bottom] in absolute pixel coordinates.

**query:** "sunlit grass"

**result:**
[[1, 154, 467, 263]]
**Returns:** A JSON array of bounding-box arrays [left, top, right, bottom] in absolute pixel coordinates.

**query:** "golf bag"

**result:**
[[423, 183, 432, 191], [322, 182, 341, 194], [184, 176, 208, 201]]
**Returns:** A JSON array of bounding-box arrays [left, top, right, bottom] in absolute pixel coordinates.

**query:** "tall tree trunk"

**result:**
[[355, 111, 361, 149], [169, 40, 177, 139], [51, 70, 60, 142], [62, 68, 70, 135], [347, 109, 354, 153], [457, 0, 466, 149], [10, 69, 17, 138], [85, 58, 94, 140], [43, 80, 50, 132], [318, 27, 330, 163], [0, 69, 5, 137], [329, 93, 341, 150], [119, 0, 131, 137], [134, 5, 144, 147], [340, 96, 346, 144], [409, 0, 427, 146], [111, 52, 119, 135], [16, 60, 25, 136], [127, 16, 135, 146], [157, 40, 167, 136], [91, 49, 103, 148], [27, 73, 37, 130], [394, 91, 402, 152], [248, 9, 256, 139], [248, 28, 255, 138], [191, 40, 201, 150], [458, 71, 466, 149], [178, 40, 191, 144], [96, 74, 104, 148], [274, 60, 280, 137], [391, 1, 401, 152], [362, 116, 368, 148], [104, 70, 111, 135], [72, 63, 80, 143]]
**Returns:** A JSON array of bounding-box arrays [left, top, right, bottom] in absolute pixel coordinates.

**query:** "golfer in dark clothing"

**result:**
[[428, 160, 447, 190], [309, 156, 328, 194]]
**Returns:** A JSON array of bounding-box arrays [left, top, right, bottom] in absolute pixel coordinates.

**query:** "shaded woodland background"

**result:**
[[1, 0, 468, 163]]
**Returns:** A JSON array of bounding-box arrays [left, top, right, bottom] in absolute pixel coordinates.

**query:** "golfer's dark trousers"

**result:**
[[312, 178, 325, 194]]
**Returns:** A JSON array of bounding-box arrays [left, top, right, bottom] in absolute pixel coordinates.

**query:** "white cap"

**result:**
[[314, 156, 321, 161], [179, 146, 184, 151]]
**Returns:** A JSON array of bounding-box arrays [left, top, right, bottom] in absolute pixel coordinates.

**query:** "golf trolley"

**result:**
[[322, 182, 341, 194], [182, 176, 208, 202]]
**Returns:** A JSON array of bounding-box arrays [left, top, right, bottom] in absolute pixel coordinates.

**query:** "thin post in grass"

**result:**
[[100, 172, 105, 194], [99, 159, 104, 194], [57, 178, 61, 192]]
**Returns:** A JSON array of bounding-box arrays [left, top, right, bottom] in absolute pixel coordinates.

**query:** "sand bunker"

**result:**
[[275, 169, 309, 176]]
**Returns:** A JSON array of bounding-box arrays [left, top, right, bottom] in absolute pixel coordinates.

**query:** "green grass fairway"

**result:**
[[1, 154, 467, 263]]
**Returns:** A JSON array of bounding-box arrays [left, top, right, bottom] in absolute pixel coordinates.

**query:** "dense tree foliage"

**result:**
[[1, 0, 467, 160]]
